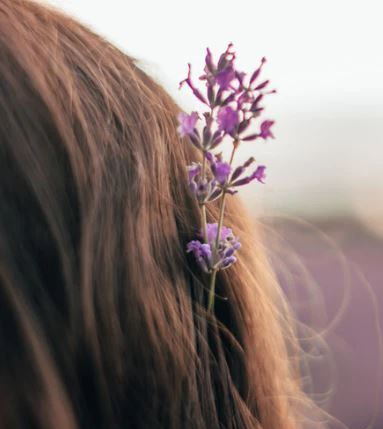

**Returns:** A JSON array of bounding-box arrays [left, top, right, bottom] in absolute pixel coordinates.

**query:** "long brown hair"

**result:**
[[0, 0, 310, 427]]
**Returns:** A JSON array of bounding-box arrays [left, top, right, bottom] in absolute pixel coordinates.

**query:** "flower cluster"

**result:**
[[178, 43, 275, 311], [186, 223, 241, 273]]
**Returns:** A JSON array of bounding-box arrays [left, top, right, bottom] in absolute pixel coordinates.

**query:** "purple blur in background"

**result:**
[[265, 217, 383, 429]]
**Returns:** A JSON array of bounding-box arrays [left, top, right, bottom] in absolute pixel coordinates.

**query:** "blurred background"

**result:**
[[46, 0, 383, 427]]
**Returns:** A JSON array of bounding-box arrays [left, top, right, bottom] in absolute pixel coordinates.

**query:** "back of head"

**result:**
[[0, 1, 307, 428]]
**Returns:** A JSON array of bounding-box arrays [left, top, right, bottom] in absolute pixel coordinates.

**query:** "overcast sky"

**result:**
[[45, 0, 383, 220]]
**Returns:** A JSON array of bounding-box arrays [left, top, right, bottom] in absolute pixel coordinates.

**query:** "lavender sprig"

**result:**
[[186, 224, 241, 273], [178, 43, 275, 312]]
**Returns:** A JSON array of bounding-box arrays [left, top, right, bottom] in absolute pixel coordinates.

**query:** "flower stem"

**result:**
[[207, 268, 218, 312], [207, 189, 227, 312], [200, 150, 208, 243], [229, 141, 238, 165], [207, 142, 239, 313], [214, 142, 238, 248], [215, 192, 227, 249]]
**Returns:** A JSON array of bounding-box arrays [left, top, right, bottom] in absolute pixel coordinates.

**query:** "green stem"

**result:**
[[207, 269, 218, 312], [207, 141, 239, 313], [214, 142, 237, 248], [229, 141, 238, 165], [201, 150, 206, 179], [215, 192, 227, 249], [200, 151, 208, 243]]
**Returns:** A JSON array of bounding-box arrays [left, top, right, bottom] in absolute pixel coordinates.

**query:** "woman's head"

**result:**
[[0, 1, 307, 428]]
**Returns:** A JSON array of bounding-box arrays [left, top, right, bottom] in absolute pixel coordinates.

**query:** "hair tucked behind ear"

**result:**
[[0, 0, 314, 428]]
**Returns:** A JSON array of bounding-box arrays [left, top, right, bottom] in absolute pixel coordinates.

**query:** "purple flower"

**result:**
[[237, 91, 252, 109], [235, 71, 247, 87], [206, 151, 231, 185], [194, 179, 219, 204], [259, 120, 275, 139], [251, 165, 266, 183], [186, 162, 201, 194], [187, 162, 201, 181], [179, 64, 208, 105], [187, 161, 221, 203], [186, 197, 241, 274], [231, 165, 266, 186], [242, 120, 275, 142], [177, 112, 199, 137], [250, 57, 266, 85], [186, 240, 212, 273], [220, 255, 237, 269], [205, 48, 215, 73], [230, 157, 255, 182], [250, 93, 264, 112], [213, 161, 231, 185], [181, 44, 276, 284], [215, 66, 235, 90], [217, 43, 236, 72], [217, 106, 239, 133], [254, 80, 270, 91], [193, 223, 241, 271], [205, 223, 234, 244]]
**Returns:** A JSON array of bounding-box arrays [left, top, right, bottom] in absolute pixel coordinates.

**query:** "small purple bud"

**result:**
[[179, 63, 192, 89], [220, 256, 237, 269], [250, 107, 264, 116], [250, 94, 264, 112], [244, 156, 256, 167], [220, 92, 236, 106], [238, 119, 251, 134], [259, 120, 275, 139], [193, 88, 209, 105], [206, 152, 231, 185], [224, 247, 235, 258], [233, 241, 241, 250], [207, 189, 223, 202], [205, 151, 214, 163], [230, 166, 245, 182], [189, 131, 202, 149], [254, 79, 269, 91], [177, 112, 199, 137], [203, 126, 212, 147], [210, 136, 224, 149], [250, 57, 266, 85], [220, 225, 235, 241], [250, 165, 266, 183], [241, 133, 259, 142], [187, 163, 201, 181], [237, 91, 251, 107], [203, 223, 223, 244], [179, 64, 209, 105], [217, 106, 240, 133], [209, 130, 224, 149], [215, 66, 235, 90], [236, 71, 247, 87], [217, 43, 235, 71], [213, 161, 231, 185], [230, 157, 256, 182], [207, 85, 216, 105], [186, 240, 213, 273], [205, 48, 215, 73], [189, 181, 198, 194], [231, 165, 266, 186]]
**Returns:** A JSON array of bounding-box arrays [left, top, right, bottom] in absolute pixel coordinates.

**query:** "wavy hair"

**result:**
[[0, 1, 311, 427]]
